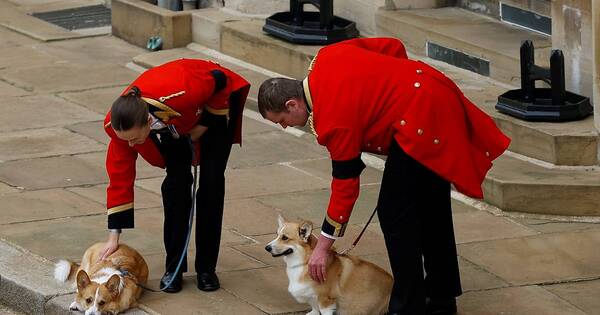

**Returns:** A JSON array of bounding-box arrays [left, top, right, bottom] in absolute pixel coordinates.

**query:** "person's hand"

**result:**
[[308, 234, 335, 283], [98, 231, 120, 262]]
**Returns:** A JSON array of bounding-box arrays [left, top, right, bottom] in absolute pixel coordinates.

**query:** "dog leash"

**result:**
[[339, 207, 378, 255], [156, 137, 198, 292]]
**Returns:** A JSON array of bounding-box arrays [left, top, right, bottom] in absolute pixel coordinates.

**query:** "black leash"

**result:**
[[339, 207, 378, 255]]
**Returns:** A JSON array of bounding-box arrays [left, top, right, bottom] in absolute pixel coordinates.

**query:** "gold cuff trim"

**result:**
[[205, 106, 230, 116], [108, 202, 133, 215], [324, 215, 347, 237], [141, 97, 182, 123]]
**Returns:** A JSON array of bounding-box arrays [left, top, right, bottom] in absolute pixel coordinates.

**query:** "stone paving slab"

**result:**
[[0, 127, 104, 161], [0, 45, 69, 70], [0, 182, 19, 194], [457, 257, 509, 292], [67, 183, 162, 210], [242, 116, 280, 136], [452, 208, 538, 244], [227, 164, 330, 200], [228, 130, 328, 169], [0, 62, 137, 93], [59, 86, 127, 114], [0, 152, 107, 190], [457, 285, 587, 315], [223, 198, 284, 236], [0, 80, 30, 97], [66, 120, 110, 145], [219, 266, 309, 314], [0, 188, 104, 225], [256, 184, 382, 227], [289, 157, 384, 185], [0, 24, 37, 48], [144, 247, 266, 282], [141, 280, 266, 315], [45, 36, 146, 66], [0, 95, 103, 132], [545, 279, 600, 315], [513, 217, 600, 234], [458, 229, 600, 286]]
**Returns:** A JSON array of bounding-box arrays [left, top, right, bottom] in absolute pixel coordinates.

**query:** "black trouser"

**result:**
[[156, 114, 233, 274], [377, 141, 462, 314]]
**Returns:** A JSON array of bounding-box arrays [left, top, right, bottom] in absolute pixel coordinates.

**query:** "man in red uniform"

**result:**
[[258, 38, 510, 314], [100, 59, 250, 293]]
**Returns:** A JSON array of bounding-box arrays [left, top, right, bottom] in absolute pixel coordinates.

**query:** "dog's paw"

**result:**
[[69, 301, 82, 311], [306, 310, 320, 315]]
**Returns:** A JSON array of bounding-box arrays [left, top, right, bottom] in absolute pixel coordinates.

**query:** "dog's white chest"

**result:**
[[286, 266, 315, 303]]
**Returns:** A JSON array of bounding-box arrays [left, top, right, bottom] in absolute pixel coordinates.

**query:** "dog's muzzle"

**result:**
[[265, 245, 293, 257]]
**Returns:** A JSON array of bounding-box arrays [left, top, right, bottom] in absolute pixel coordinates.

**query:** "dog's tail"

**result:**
[[54, 260, 79, 282]]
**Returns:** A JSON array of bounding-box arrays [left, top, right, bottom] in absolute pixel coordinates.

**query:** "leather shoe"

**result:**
[[426, 297, 457, 315], [160, 271, 183, 293], [197, 272, 220, 291]]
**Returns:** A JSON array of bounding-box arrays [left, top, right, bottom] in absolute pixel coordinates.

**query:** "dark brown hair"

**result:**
[[110, 87, 149, 131], [257, 78, 303, 117]]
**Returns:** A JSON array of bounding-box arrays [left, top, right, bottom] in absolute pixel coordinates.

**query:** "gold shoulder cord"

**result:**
[[305, 54, 318, 139]]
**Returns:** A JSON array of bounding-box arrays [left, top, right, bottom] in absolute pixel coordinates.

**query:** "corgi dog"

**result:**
[[54, 242, 149, 315], [265, 215, 393, 315]]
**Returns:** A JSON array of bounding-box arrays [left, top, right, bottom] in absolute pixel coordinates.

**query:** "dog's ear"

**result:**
[[76, 270, 91, 290], [105, 274, 121, 295], [298, 221, 313, 242], [277, 213, 286, 230]]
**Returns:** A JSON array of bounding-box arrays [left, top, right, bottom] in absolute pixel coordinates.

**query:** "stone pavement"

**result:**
[[1, 1, 600, 314]]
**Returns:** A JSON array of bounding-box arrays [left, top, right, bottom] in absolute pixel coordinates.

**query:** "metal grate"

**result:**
[[426, 42, 490, 76], [32, 5, 111, 30], [500, 3, 551, 36]]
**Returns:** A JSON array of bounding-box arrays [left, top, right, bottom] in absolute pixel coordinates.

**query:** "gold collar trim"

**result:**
[[303, 77, 317, 139], [303, 78, 313, 111], [141, 97, 182, 123]]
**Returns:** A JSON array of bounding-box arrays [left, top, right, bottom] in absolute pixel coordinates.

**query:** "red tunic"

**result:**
[[304, 38, 510, 237], [104, 59, 250, 229]]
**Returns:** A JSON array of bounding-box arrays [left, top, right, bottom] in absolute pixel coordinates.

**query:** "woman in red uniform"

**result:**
[[100, 59, 249, 293], [258, 38, 510, 314]]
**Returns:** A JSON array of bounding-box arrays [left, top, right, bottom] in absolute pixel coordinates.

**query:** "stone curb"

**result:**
[[0, 238, 150, 314]]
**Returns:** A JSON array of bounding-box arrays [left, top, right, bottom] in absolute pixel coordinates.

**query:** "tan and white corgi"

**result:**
[[265, 215, 393, 315], [54, 242, 149, 315]]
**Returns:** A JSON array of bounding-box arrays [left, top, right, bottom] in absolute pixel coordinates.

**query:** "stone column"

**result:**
[[551, 0, 592, 98], [594, 0, 600, 131]]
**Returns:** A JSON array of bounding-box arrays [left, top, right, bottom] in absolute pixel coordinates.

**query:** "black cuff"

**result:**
[[198, 110, 224, 128], [108, 209, 134, 229], [321, 216, 347, 238], [210, 69, 227, 93], [332, 155, 365, 179]]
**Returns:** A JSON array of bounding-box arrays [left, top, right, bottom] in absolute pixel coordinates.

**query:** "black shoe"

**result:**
[[197, 272, 220, 291], [426, 297, 457, 315], [160, 271, 183, 293]]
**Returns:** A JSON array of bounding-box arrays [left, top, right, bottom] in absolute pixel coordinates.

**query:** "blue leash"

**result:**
[[158, 137, 198, 292]]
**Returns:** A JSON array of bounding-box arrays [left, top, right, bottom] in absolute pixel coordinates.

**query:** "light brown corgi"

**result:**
[[265, 215, 393, 315], [54, 242, 149, 315]]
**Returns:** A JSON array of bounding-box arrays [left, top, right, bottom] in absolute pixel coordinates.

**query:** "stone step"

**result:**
[[375, 7, 552, 85], [484, 154, 600, 216], [131, 46, 600, 217], [190, 9, 597, 166]]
